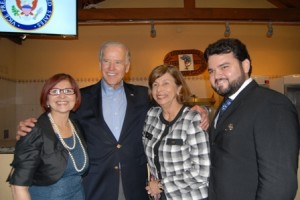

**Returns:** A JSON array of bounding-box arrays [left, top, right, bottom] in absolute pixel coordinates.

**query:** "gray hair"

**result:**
[[98, 41, 131, 64]]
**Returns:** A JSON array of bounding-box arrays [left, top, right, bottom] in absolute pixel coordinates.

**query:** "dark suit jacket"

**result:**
[[209, 80, 300, 200], [73, 81, 150, 200], [8, 113, 87, 186]]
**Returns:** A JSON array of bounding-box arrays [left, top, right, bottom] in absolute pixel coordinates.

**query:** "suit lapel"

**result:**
[[119, 83, 137, 141], [212, 80, 259, 141], [91, 81, 117, 142]]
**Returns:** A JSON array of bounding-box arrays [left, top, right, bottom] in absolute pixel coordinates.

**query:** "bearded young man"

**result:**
[[204, 38, 299, 200]]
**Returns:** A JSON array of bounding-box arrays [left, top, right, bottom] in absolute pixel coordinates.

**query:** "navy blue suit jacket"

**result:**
[[209, 80, 300, 200], [73, 81, 150, 200]]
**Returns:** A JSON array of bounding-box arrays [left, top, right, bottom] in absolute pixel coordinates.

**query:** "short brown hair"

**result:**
[[148, 64, 191, 104], [40, 73, 81, 112]]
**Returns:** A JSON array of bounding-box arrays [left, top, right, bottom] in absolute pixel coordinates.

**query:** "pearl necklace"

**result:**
[[48, 113, 88, 172]]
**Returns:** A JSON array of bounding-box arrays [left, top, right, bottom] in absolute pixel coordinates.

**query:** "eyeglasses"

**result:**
[[49, 88, 75, 95]]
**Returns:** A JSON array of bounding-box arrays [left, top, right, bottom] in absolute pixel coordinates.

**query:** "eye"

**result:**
[[162, 81, 171, 86], [220, 65, 229, 70], [207, 69, 214, 75], [64, 88, 75, 95], [102, 59, 110, 64], [49, 89, 60, 95]]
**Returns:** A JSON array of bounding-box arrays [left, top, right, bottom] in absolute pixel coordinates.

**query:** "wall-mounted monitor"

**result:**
[[0, 0, 77, 38]]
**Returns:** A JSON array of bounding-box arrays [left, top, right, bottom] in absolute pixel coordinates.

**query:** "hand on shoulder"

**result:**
[[190, 105, 210, 131], [16, 118, 37, 140]]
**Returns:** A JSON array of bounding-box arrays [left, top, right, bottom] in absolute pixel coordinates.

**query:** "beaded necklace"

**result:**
[[48, 113, 88, 172]]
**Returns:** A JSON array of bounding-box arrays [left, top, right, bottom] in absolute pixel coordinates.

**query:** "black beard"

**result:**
[[213, 72, 246, 97]]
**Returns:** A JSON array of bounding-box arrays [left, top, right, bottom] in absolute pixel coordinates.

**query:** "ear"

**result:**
[[177, 85, 182, 95], [125, 63, 130, 73], [242, 59, 250, 74]]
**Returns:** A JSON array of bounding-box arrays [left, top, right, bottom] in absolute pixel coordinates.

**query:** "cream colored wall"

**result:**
[[0, 154, 13, 200], [0, 38, 16, 78], [0, 39, 16, 140], [11, 24, 300, 80]]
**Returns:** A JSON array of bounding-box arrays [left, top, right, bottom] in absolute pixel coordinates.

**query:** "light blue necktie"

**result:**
[[219, 98, 233, 117]]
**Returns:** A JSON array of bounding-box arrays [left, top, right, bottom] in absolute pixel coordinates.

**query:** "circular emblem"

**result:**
[[0, 0, 53, 31]]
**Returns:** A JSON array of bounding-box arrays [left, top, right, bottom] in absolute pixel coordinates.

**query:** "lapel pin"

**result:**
[[225, 123, 234, 132]]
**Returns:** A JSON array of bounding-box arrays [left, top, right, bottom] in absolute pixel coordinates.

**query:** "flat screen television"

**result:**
[[0, 0, 77, 38]]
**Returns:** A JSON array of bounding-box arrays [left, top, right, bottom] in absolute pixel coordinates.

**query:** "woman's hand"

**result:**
[[145, 179, 163, 197]]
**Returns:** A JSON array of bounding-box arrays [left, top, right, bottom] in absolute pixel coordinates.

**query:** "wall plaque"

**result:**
[[163, 49, 207, 76]]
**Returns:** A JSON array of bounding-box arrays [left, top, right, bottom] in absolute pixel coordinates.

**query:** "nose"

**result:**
[[211, 68, 223, 80], [156, 84, 165, 93], [58, 92, 66, 98], [108, 62, 116, 70]]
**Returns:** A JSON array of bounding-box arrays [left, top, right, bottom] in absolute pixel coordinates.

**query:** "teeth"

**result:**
[[216, 80, 225, 86], [156, 95, 165, 99], [57, 101, 68, 104]]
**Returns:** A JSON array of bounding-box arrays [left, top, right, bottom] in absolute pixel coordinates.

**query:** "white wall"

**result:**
[[0, 154, 13, 200]]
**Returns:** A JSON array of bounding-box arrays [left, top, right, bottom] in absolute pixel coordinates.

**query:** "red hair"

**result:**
[[40, 73, 81, 112]]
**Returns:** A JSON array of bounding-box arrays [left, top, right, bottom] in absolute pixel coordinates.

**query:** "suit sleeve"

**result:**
[[9, 127, 43, 186], [254, 96, 299, 199]]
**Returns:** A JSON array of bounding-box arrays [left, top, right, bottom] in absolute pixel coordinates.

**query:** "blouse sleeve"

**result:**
[[8, 126, 43, 186]]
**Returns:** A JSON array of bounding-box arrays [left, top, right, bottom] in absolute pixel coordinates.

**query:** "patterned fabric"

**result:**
[[143, 106, 210, 200]]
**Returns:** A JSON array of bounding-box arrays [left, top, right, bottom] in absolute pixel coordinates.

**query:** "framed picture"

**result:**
[[163, 49, 207, 76]]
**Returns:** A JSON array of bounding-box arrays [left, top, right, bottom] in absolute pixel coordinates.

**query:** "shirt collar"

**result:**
[[101, 80, 124, 95], [229, 78, 253, 100]]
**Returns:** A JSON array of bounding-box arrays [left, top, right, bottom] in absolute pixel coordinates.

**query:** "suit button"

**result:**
[[116, 144, 122, 149], [114, 166, 119, 170]]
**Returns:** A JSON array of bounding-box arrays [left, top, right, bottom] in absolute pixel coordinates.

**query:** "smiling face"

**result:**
[[207, 52, 250, 97], [100, 45, 130, 89], [47, 79, 76, 115], [151, 72, 182, 109]]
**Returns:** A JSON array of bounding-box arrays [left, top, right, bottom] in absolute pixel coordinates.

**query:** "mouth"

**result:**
[[155, 94, 166, 100], [56, 101, 68, 105], [215, 78, 228, 87], [107, 72, 117, 76]]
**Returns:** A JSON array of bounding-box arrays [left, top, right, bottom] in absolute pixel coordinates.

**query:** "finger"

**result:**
[[200, 122, 209, 131], [21, 118, 37, 128], [200, 116, 209, 129], [16, 127, 31, 136]]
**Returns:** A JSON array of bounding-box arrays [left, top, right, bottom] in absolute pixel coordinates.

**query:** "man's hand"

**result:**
[[191, 105, 210, 131], [16, 118, 37, 141]]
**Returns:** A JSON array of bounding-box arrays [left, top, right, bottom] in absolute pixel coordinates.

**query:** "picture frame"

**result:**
[[163, 49, 207, 76]]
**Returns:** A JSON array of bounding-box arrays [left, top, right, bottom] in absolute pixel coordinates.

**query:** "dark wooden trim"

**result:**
[[78, 8, 300, 23], [184, 0, 196, 9]]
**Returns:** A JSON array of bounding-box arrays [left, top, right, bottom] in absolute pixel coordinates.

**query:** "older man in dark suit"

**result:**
[[76, 41, 150, 200], [205, 38, 300, 200]]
